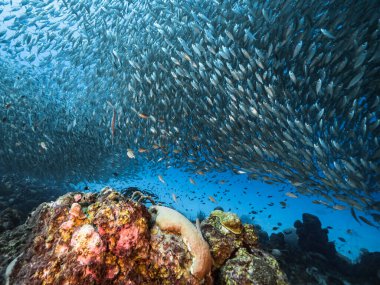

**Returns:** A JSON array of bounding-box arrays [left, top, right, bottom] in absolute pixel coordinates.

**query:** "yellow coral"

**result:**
[[211, 210, 242, 234]]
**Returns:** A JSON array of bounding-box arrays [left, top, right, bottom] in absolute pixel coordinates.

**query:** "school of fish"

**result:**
[[0, 0, 379, 221]]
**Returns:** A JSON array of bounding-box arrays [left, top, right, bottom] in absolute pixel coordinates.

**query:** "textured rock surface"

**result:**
[[201, 210, 288, 284], [7, 188, 153, 284], [149, 226, 198, 284], [1, 188, 290, 285], [201, 210, 259, 268], [3, 188, 214, 285], [218, 248, 288, 285]]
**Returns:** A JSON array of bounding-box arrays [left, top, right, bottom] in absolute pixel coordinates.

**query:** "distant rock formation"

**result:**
[[263, 213, 380, 285], [294, 213, 337, 259]]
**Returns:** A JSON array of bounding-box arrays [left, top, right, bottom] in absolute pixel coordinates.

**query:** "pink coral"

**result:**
[[70, 224, 105, 265], [115, 225, 140, 256], [106, 265, 120, 279], [69, 203, 86, 219], [54, 243, 69, 257], [60, 219, 74, 230], [74, 194, 82, 202]]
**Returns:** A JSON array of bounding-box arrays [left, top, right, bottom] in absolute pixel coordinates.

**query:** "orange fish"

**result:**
[[209, 196, 216, 203], [138, 113, 149, 119]]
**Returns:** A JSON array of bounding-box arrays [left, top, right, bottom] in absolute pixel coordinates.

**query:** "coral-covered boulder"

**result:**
[[3, 188, 289, 285], [7, 187, 152, 284], [218, 248, 288, 285], [201, 209, 288, 284], [201, 210, 259, 268], [5, 187, 215, 285], [149, 226, 199, 284]]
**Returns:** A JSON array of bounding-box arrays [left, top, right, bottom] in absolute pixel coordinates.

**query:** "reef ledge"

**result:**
[[0, 187, 288, 285]]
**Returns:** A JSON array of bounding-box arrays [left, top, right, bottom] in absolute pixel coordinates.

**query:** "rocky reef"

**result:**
[[202, 210, 287, 285], [261, 213, 380, 285], [0, 187, 288, 285], [2, 187, 379, 285]]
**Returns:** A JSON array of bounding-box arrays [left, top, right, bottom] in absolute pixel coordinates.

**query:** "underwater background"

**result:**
[[71, 166, 380, 261], [0, 0, 380, 283]]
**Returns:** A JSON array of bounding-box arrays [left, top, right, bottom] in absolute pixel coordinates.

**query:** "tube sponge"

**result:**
[[149, 205, 213, 281]]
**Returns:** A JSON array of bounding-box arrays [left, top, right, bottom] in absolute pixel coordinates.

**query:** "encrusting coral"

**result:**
[[5, 188, 214, 284], [6, 188, 152, 284], [3, 187, 288, 285], [210, 210, 243, 234], [201, 209, 289, 284], [218, 248, 288, 285]]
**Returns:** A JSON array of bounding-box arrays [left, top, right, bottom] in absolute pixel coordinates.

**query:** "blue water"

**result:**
[[1, 0, 379, 266], [73, 164, 380, 261]]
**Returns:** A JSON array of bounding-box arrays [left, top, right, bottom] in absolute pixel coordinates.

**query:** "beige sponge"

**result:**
[[149, 205, 213, 281]]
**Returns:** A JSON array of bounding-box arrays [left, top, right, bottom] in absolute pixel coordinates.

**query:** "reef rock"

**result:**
[[3, 187, 214, 285], [201, 210, 288, 284], [218, 248, 288, 285], [6, 188, 152, 284], [2, 187, 289, 285], [201, 209, 259, 268], [294, 213, 337, 259]]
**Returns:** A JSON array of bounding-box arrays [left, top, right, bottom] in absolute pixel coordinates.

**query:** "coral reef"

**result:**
[[201, 210, 288, 284], [201, 210, 259, 268], [149, 226, 198, 284], [1, 187, 290, 285], [218, 248, 288, 285], [6, 188, 153, 284], [2, 189, 379, 285], [2, 188, 215, 284]]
